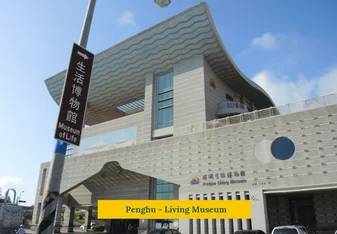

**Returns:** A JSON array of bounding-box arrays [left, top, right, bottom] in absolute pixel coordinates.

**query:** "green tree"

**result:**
[[75, 210, 85, 220]]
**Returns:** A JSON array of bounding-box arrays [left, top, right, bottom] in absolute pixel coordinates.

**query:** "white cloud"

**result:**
[[0, 176, 24, 196], [118, 11, 138, 28], [251, 32, 302, 51], [252, 71, 317, 106], [251, 32, 281, 50], [252, 66, 337, 106], [316, 67, 337, 97]]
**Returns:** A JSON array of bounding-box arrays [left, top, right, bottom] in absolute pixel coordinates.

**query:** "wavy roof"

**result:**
[[45, 2, 274, 125]]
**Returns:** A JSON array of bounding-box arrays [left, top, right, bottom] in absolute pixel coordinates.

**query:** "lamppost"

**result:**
[[36, 1, 171, 234]]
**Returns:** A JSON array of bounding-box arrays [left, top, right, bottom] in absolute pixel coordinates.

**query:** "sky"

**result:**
[[0, 0, 337, 206]]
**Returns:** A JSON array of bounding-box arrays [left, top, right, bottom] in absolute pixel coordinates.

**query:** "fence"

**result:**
[[189, 93, 337, 132]]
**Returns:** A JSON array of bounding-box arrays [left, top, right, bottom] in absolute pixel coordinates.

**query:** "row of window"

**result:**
[[157, 72, 174, 129]]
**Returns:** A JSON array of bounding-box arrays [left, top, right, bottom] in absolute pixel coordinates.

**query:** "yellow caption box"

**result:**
[[98, 200, 251, 219]]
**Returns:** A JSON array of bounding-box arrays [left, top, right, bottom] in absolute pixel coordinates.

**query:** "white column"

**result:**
[[204, 194, 210, 234], [178, 191, 192, 234], [232, 192, 239, 232], [84, 208, 92, 231], [250, 190, 268, 233], [215, 193, 222, 234], [224, 192, 233, 234], [240, 191, 248, 230], [136, 73, 154, 144], [196, 194, 201, 234]]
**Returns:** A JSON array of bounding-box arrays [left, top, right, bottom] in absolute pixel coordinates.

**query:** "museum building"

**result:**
[[31, 2, 337, 234]]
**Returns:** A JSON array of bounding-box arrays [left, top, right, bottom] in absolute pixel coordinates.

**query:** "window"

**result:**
[[226, 94, 234, 103], [155, 179, 174, 200], [116, 99, 144, 115], [157, 72, 173, 129], [66, 144, 73, 157]]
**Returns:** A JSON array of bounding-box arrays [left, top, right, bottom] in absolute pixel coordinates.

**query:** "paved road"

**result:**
[[25, 228, 106, 234]]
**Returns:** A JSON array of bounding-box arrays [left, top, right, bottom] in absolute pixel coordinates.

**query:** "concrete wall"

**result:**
[[173, 55, 207, 136], [203, 58, 239, 121], [31, 162, 50, 226], [137, 73, 155, 143], [42, 103, 337, 234]]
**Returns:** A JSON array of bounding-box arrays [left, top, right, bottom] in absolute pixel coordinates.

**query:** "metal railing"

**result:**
[[219, 101, 248, 110], [189, 93, 337, 132]]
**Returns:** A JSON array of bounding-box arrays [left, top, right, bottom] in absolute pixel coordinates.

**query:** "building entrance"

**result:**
[[289, 197, 316, 230], [109, 219, 139, 234], [266, 189, 337, 234]]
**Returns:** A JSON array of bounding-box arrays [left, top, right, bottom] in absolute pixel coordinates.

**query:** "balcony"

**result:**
[[216, 102, 249, 118]]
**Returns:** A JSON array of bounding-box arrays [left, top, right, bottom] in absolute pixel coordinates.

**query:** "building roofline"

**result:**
[[203, 3, 275, 106], [45, 2, 274, 125]]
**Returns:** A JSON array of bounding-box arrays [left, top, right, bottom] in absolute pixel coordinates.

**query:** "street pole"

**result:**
[[36, 1, 96, 234], [79, 0, 97, 49]]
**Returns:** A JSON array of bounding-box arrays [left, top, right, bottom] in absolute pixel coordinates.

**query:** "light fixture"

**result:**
[[154, 0, 171, 7]]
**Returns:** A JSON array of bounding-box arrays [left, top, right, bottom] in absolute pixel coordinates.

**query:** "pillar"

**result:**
[[64, 206, 75, 232], [84, 209, 92, 231], [136, 73, 154, 143], [250, 190, 268, 233], [54, 195, 64, 233]]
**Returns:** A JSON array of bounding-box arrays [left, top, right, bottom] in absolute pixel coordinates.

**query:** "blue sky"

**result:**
[[1, 0, 337, 206]]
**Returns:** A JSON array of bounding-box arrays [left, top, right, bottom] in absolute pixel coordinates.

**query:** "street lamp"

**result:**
[[154, 0, 171, 7]]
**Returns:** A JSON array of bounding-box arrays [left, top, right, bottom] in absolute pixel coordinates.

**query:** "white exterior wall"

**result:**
[[203, 58, 240, 121], [137, 73, 155, 143], [173, 55, 207, 136], [33, 48, 337, 234], [31, 162, 50, 225], [32, 103, 337, 232]]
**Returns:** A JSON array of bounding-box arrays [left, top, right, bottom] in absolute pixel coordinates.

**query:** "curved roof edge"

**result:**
[[45, 2, 275, 125], [202, 2, 275, 107]]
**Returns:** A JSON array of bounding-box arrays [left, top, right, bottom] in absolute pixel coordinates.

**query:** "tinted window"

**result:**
[[164, 231, 172, 234], [271, 137, 295, 160], [274, 229, 299, 234]]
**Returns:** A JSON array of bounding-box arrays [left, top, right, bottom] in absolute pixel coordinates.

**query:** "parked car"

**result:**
[[234, 230, 266, 234], [271, 225, 311, 234], [147, 229, 181, 234]]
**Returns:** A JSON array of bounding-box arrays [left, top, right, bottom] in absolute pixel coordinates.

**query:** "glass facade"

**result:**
[[157, 72, 174, 129], [155, 179, 178, 230], [155, 179, 175, 200]]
